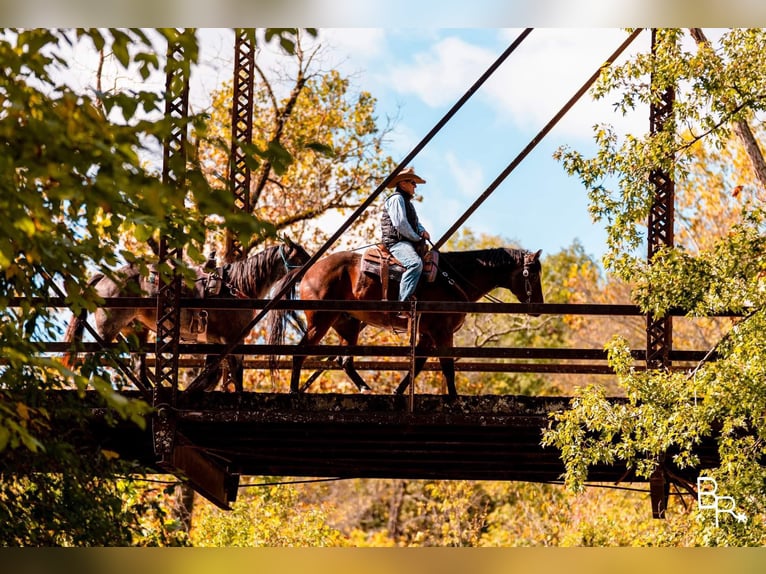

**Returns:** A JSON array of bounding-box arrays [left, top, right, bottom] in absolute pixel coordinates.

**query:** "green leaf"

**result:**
[[305, 141, 335, 157]]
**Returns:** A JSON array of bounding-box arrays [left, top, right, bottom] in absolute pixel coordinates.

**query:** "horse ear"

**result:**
[[534, 249, 542, 260]]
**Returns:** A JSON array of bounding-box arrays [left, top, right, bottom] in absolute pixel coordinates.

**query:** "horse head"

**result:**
[[279, 235, 312, 270], [511, 249, 543, 307]]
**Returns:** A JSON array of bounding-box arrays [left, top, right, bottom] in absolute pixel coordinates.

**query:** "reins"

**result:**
[[432, 247, 535, 304]]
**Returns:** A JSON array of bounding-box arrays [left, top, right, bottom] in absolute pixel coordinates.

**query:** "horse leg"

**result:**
[[333, 316, 371, 393], [195, 354, 223, 393], [290, 349, 308, 394], [337, 356, 372, 393], [439, 357, 457, 400], [132, 326, 149, 389], [396, 332, 444, 395], [394, 334, 435, 396], [289, 312, 337, 393], [226, 355, 244, 393], [394, 355, 430, 395]]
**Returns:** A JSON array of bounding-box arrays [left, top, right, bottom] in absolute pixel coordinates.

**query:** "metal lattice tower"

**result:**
[[154, 32, 190, 400], [225, 29, 256, 262], [646, 28, 676, 520], [646, 28, 675, 372], [153, 31, 191, 467]]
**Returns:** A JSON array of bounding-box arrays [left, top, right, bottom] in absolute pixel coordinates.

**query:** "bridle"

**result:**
[[278, 243, 305, 271], [522, 254, 535, 304]]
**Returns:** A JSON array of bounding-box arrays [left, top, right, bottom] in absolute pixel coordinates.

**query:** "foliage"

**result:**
[[546, 28, 766, 545], [0, 27, 311, 546], [189, 479, 349, 546], [197, 31, 396, 258], [8, 26, 766, 547]]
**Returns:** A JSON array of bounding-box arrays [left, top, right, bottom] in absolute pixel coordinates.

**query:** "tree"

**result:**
[[190, 478, 349, 546], [0, 27, 310, 546], [545, 28, 766, 545], [197, 30, 397, 261]]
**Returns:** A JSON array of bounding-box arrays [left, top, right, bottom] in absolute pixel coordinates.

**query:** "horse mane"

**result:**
[[441, 247, 528, 270], [224, 245, 284, 298]]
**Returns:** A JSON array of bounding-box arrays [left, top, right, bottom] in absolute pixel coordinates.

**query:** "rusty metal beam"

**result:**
[[155, 30, 191, 404], [150, 30, 242, 510], [646, 28, 676, 372], [225, 29, 256, 262], [646, 28, 677, 519], [84, 391, 721, 490], [29, 297, 747, 317]]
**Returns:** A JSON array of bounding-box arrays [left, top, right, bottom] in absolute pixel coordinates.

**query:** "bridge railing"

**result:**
[[10, 297, 743, 376]]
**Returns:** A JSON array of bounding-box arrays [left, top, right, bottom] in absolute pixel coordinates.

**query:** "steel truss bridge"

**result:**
[[19, 29, 740, 520]]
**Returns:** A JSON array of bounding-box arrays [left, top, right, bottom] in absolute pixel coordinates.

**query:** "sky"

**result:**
[[186, 28, 654, 261], [57, 26, 733, 263]]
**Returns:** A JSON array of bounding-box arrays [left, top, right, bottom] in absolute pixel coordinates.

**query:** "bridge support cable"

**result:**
[[432, 28, 644, 250], [185, 28, 535, 392]]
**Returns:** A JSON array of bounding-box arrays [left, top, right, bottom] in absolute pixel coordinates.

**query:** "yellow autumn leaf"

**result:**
[[101, 449, 121, 460], [16, 402, 30, 421]]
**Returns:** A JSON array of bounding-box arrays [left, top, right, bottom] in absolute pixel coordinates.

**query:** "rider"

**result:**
[[380, 166, 430, 316]]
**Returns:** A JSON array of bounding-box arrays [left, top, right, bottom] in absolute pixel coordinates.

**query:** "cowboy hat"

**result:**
[[386, 166, 426, 188]]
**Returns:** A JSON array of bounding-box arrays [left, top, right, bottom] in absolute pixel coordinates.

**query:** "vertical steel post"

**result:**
[[646, 28, 675, 371], [224, 29, 256, 263], [153, 30, 190, 463], [646, 28, 676, 519]]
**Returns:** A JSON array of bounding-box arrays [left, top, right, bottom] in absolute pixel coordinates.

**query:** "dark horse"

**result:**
[[267, 247, 543, 398], [64, 238, 311, 392]]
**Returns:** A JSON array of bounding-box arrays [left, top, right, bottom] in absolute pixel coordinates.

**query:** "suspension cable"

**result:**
[[433, 28, 644, 250], [187, 28, 536, 391]]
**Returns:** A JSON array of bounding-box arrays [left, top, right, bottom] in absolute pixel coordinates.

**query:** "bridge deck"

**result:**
[[89, 391, 718, 489]]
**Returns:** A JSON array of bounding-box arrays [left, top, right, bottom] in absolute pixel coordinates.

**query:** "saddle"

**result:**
[[188, 254, 240, 336], [360, 244, 439, 301]]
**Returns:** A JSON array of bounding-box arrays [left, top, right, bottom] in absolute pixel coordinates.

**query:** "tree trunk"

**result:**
[[176, 484, 196, 534], [387, 480, 406, 542], [689, 28, 766, 191]]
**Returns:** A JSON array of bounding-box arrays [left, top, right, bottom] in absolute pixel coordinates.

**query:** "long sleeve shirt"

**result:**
[[383, 193, 425, 243]]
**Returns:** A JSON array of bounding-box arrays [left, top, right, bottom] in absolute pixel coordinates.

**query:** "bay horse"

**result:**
[[267, 247, 543, 398], [64, 238, 311, 392]]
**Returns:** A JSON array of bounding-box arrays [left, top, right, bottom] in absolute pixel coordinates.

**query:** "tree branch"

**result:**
[[689, 28, 766, 191]]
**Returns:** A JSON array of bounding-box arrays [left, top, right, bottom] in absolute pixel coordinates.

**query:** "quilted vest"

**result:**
[[380, 191, 420, 247]]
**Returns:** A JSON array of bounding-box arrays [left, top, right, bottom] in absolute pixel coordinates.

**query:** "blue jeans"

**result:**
[[389, 241, 423, 301]]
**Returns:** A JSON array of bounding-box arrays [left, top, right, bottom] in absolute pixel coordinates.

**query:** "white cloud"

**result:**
[[374, 28, 652, 142], [318, 28, 388, 62], [486, 29, 651, 139], [387, 36, 496, 108], [444, 152, 484, 199]]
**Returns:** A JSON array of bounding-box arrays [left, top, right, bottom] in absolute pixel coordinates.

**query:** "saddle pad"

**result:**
[[361, 247, 439, 283], [361, 247, 404, 281]]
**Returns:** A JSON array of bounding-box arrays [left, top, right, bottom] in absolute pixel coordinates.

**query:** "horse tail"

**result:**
[[62, 273, 105, 368], [266, 267, 302, 380], [62, 308, 88, 368]]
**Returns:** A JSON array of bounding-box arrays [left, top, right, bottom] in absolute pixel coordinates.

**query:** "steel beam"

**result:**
[[646, 28, 676, 371], [646, 28, 677, 518], [225, 29, 256, 262]]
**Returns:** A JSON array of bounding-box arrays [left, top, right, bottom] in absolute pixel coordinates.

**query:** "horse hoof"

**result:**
[[360, 388, 372, 394]]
